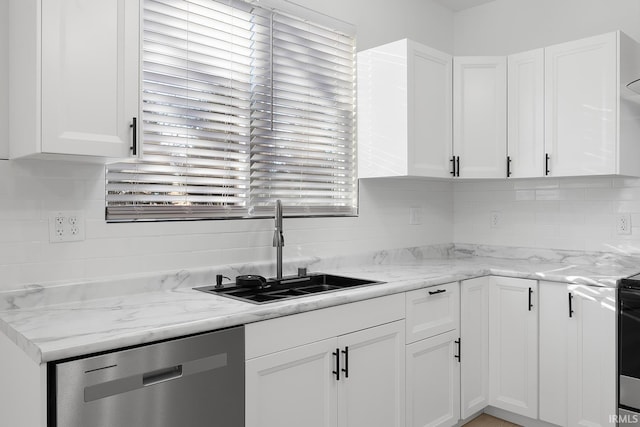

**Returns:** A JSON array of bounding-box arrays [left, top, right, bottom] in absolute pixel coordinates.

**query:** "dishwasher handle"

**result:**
[[83, 353, 227, 403], [143, 365, 183, 386]]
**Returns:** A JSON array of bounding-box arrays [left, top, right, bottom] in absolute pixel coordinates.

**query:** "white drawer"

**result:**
[[246, 293, 405, 359], [406, 282, 459, 343]]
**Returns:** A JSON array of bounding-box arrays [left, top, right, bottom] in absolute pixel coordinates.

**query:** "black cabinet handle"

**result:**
[[332, 348, 340, 381], [450, 156, 456, 176], [528, 287, 533, 311], [507, 156, 512, 177], [454, 339, 461, 362], [456, 156, 460, 177], [569, 293, 574, 318], [545, 153, 550, 176], [341, 347, 349, 378], [130, 117, 138, 156], [428, 289, 446, 296]]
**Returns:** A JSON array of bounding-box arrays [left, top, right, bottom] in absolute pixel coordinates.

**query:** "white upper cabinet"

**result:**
[[453, 57, 507, 178], [10, 0, 139, 160], [507, 49, 545, 178], [358, 39, 453, 178], [545, 31, 640, 177]]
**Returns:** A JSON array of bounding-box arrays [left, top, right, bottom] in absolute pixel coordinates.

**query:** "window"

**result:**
[[106, 0, 357, 221]]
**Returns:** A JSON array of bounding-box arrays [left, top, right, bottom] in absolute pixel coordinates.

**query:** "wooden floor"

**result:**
[[463, 414, 521, 427]]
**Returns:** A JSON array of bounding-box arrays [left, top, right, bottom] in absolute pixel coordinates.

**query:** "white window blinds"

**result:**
[[106, 0, 357, 221]]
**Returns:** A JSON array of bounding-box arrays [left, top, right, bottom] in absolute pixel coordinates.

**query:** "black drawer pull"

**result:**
[[341, 347, 349, 378], [332, 348, 340, 381], [454, 339, 461, 362], [428, 289, 446, 296], [545, 153, 550, 176], [130, 117, 138, 156], [528, 287, 533, 311], [569, 292, 574, 318]]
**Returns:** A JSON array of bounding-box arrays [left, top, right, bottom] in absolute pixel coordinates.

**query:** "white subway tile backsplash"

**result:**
[[7, 156, 640, 291], [515, 190, 536, 201], [0, 160, 454, 290], [454, 175, 640, 254], [512, 178, 560, 190]]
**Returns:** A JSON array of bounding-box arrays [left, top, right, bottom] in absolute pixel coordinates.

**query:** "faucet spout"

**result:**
[[272, 200, 284, 279]]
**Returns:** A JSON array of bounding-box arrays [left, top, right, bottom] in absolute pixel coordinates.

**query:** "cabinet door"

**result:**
[[545, 32, 617, 176], [406, 330, 460, 427], [408, 42, 453, 178], [246, 338, 338, 427], [507, 49, 545, 178], [539, 282, 569, 427], [406, 282, 459, 343], [41, 0, 139, 157], [453, 57, 507, 178], [357, 40, 409, 178], [460, 277, 489, 420], [568, 285, 616, 427], [489, 277, 537, 418], [338, 321, 405, 427]]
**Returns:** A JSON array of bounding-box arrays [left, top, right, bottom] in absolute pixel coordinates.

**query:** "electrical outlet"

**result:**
[[616, 214, 632, 235], [49, 211, 86, 243], [490, 211, 501, 229]]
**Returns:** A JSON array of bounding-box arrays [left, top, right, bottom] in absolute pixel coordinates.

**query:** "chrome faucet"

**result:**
[[272, 199, 284, 279]]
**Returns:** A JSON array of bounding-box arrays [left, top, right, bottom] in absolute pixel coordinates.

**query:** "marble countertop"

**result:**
[[1, 244, 638, 364]]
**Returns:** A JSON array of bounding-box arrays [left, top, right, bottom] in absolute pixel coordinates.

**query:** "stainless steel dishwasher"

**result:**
[[50, 326, 244, 427]]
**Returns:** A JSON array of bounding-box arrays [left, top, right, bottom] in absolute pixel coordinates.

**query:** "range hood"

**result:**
[[627, 78, 640, 94]]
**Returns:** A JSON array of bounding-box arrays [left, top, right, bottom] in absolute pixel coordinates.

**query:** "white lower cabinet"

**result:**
[[405, 283, 461, 427], [539, 282, 617, 427], [406, 330, 460, 427], [337, 322, 406, 427], [245, 295, 406, 427], [247, 321, 405, 427], [246, 338, 338, 427], [488, 277, 538, 419], [246, 277, 617, 427], [406, 282, 459, 344], [460, 277, 490, 419]]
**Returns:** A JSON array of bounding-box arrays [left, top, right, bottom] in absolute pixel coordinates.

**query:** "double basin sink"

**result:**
[[196, 273, 383, 304]]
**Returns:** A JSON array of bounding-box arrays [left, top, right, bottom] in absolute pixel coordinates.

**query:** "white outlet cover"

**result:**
[[616, 214, 632, 235], [490, 211, 501, 228], [49, 210, 86, 243]]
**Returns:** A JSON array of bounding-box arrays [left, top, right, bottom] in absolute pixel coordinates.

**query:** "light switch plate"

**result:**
[[409, 207, 422, 225]]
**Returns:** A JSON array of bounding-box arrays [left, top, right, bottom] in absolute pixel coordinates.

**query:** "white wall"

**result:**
[[454, 0, 640, 55], [452, 0, 640, 254], [0, 0, 8, 159], [294, 0, 454, 52], [0, 1, 455, 290]]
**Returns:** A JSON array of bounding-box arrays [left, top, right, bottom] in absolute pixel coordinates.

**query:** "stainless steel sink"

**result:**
[[195, 273, 383, 304]]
